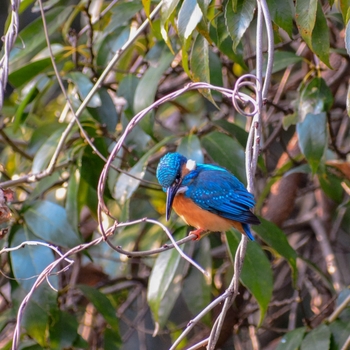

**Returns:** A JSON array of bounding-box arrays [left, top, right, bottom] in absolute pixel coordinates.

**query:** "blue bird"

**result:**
[[156, 152, 260, 240]]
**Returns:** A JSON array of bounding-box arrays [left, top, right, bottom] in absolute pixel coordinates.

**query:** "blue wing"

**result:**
[[183, 165, 259, 225]]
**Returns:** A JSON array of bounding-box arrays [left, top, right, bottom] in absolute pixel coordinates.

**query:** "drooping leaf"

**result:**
[[295, 0, 317, 48], [266, 0, 293, 37], [23, 200, 81, 248], [300, 324, 331, 350], [182, 237, 211, 324], [311, 3, 331, 67], [297, 112, 327, 174], [253, 218, 298, 286], [177, 134, 204, 163], [276, 327, 306, 350], [190, 34, 215, 103], [78, 285, 119, 332], [49, 310, 81, 350], [226, 230, 273, 325], [147, 227, 189, 328], [215, 14, 247, 69], [177, 0, 203, 41], [225, 0, 256, 52], [201, 131, 246, 184]]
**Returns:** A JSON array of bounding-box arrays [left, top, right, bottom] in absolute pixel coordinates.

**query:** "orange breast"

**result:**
[[172, 194, 244, 234]]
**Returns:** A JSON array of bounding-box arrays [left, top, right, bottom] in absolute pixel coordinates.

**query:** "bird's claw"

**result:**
[[190, 229, 204, 241]]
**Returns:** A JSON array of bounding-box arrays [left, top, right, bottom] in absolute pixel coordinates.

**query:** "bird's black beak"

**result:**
[[166, 182, 181, 221]]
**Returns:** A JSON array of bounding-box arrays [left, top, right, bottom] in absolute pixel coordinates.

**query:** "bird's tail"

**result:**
[[242, 223, 255, 241]]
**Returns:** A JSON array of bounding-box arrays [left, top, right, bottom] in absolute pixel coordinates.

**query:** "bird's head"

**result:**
[[156, 152, 197, 220]]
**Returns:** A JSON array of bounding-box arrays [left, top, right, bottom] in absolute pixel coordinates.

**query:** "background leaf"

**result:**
[[226, 231, 273, 325]]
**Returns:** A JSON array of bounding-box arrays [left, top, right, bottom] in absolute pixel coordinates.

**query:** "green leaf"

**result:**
[[295, 0, 317, 48], [80, 137, 108, 190], [201, 131, 246, 184], [114, 136, 174, 204], [269, 51, 303, 74], [225, 0, 256, 52], [13, 84, 39, 131], [276, 327, 306, 350], [78, 285, 119, 332], [65, 72, 101, 108], [177, 134, 204, 163], [10, 7, 72, 68], [66, 167, 80, 231], [338, 0, 350, 24], [133, 43, 174, 135], [318, 171, 344, 203], [298, 77, 333, 121], [24, 200, 81, 248], [215, 15, 247, 69], [96, 27, 129, 71], [10, 226, 58, 346], [147, 227, 189, 327], [87, 88, 119, 133], [300, 324, 331, 350], [311, 3, 331, 67], [9, 57, 54, 88], [103, 327, 122, 350], [266, 0, 293, 37], [118, 74, 139, 113], [49, 310, 80, 350], [31, 126, 66, 173], [182, 237, 211, 324], [105, 1, 143, 35], [253, 218, 298, 286], [190, 34, 214, 103], [329, 320, 350, 349], [10, 226, 57, 292], [178, 0, 203, 41], [161, 0, 181, 23], [213, 119, 249, 147], [297, 112, 327, 174], [226, 230, 273, 325]]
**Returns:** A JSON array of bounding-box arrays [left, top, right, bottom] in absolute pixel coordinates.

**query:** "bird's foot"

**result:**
[[190, 228, 205, 241]]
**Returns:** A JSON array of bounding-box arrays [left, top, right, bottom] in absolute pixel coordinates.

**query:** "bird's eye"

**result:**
[[175, 174, 181, 184]]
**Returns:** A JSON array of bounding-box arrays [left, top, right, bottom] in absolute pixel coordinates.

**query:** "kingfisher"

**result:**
[[156, 152, 260, 241]]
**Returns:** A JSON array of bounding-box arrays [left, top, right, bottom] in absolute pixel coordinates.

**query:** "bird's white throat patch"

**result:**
[[186, 159, 196, 171]]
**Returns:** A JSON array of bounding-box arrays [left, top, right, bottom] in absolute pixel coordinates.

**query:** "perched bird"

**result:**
[[156, 152, 260, 240]]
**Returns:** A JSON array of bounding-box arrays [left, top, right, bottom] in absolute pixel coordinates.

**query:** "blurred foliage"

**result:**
[[0, 0, 349, 349]]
